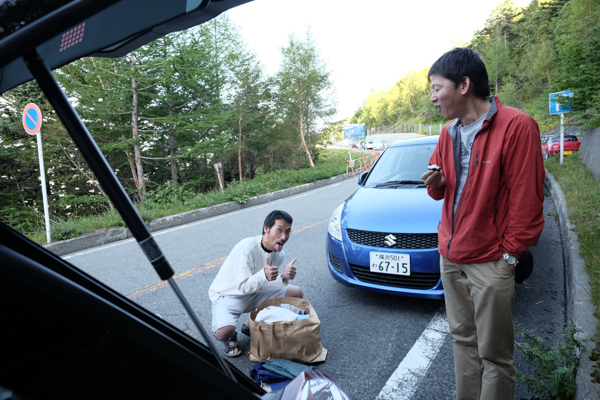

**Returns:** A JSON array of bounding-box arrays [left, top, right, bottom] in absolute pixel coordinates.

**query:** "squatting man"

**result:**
[[208, 210, 303, 357]]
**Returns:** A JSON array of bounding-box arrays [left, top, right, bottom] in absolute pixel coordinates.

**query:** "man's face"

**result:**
[[430, 75, 464, 120], [263, 219, 292, 252]]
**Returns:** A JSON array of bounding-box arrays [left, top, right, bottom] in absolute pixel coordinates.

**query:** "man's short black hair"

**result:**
[[262, 210, 293, 234], [428, 48, 490, 99]]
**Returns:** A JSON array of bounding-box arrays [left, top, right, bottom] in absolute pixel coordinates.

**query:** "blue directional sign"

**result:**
[[549, 91, 573, 115], [344, 123, 366, 139]]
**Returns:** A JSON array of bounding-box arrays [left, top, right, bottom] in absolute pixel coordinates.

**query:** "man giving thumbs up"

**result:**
[[208, 210, 303, 357]]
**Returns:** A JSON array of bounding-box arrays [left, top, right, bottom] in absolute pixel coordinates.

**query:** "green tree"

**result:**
[[274, 29, 336, 168], [142, 27, 232, 191], [57, 49, 162, 202], [225, 43, 270, 182], [475, 1, 518, 94], [553, 0, 600, 128]]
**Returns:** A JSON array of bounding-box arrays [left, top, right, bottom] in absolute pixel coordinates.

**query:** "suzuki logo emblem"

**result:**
[[384, 234, 396, 247]]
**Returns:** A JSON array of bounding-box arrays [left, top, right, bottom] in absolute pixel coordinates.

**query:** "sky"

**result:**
[[227, 0, 532, 122]]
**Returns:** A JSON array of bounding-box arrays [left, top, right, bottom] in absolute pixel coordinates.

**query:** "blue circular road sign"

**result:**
[[22, 103, 42, 135]]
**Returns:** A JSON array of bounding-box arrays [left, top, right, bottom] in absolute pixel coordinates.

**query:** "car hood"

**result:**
[[343, 187, 443, 234]]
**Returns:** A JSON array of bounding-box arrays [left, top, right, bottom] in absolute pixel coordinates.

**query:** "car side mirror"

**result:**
[[358, 171, 369, 185]]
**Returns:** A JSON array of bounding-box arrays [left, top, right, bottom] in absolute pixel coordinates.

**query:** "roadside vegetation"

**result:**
[[347, 0, 599, 134], [21, 149, 367, 243], [515, 321, 581, 399], [544, 154, 600, 379], [0, 15, 338, 239]]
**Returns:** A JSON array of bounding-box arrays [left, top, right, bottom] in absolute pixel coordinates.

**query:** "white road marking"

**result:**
[[62, 238, 136, 259], [376, 308, 449, 400], [63, 181, 346, 259]]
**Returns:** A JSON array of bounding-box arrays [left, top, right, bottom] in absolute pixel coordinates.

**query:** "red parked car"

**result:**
[[541, 135, 581, 159]]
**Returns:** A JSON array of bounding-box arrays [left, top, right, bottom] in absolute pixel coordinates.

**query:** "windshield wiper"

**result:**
[[375, 180, 424, 188]]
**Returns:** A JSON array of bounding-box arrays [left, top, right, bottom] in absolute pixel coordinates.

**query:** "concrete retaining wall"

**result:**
[[580, 127, 600, 180]]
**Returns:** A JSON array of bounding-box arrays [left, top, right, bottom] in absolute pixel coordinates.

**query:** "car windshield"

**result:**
[[364, 143, 436, 187]]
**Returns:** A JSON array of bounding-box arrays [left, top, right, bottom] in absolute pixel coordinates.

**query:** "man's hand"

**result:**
[[281, 258, 297, 281], [421, 169, 446, 188], [263, 257, 278, 281]]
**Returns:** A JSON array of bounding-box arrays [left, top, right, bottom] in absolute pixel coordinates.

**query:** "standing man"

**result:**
[[209, 210, 303, 357], [421, 48, 545, 399]]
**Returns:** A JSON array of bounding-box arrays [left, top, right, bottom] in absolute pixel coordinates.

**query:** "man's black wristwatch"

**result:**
[[503, 252, 518, 266]]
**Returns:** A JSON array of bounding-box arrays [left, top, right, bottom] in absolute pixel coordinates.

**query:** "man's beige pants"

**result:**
[[441, 256, 517, 400]]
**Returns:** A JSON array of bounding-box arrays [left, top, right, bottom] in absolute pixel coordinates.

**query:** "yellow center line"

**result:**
[[125, 218, 328, 299], [126, 256, 227, 299]]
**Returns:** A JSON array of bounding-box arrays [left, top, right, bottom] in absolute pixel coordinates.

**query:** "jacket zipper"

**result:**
[[447, 123, 489, 260]]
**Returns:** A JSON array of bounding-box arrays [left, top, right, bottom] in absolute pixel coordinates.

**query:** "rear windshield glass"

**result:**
[[549, 135, 578, 142], [0, 0, 74, 40]]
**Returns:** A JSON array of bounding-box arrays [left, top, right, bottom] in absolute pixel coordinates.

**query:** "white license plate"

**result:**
[[370, 252, 410, 275]]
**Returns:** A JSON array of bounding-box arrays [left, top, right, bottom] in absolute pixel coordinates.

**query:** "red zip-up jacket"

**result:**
[[427, 96, 545, 264]]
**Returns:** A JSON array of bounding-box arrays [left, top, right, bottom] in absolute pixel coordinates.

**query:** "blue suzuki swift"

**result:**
[[326, 136, 444, 300]]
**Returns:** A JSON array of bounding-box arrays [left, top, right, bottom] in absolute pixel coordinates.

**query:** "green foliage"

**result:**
[[50, 219, 84, 241], [24, 150, 351, 242], [553, 0, 600, 128], [545, 155, 600, 311], [145, 183, 192, 205], [348, 0, 600, 133], [274, 28, 336, 167], [2, 13, 342, 236], [515, 321, 581, 399], [351, 67, 440, 128]]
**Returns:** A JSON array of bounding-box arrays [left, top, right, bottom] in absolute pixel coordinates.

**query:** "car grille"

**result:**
[[350, 264, 441, 289], [347, 229, 438, 249], [328, 253, 343, 273]]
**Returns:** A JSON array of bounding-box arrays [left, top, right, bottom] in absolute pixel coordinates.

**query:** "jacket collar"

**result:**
[[446, 95, 499, 139]]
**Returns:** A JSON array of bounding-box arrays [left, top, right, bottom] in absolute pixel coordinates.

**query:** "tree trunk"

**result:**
[[168, 104, 178, 186], [296, 82, 315, 167], [125, 149, 140, 198], [169, 130, 177, 186], [238, 115, 243, 182], [130, 54, 146, 201], [299, 112, 314, 167]]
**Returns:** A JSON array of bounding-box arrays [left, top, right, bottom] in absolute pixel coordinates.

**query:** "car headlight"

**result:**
[[328, 203, 344, 241]]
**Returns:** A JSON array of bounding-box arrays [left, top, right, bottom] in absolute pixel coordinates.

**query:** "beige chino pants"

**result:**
[[440, 256, 517, 400]]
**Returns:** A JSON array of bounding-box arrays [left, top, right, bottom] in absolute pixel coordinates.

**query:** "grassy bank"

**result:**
[[29, 149, 369, 244], [544, 155, 600, 347]]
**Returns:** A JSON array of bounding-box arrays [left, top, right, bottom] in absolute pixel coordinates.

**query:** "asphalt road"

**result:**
[[64, 178, 565, 400]]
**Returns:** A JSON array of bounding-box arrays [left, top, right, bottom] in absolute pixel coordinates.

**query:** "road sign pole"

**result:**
[[560, 113, 565, 165], [36, 130, 51, 243], [23, 103, 50, 243]]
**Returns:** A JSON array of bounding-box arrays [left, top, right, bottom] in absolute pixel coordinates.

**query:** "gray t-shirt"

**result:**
[[453, 113, 487, 214]]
